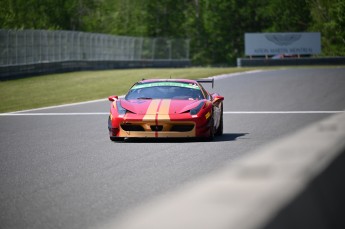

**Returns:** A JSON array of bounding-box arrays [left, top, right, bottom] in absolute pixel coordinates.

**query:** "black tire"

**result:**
[[215, 105, 223, 136], [206, 117, 215, 141], [110, 136, 124, 142], [108, 116, 112, 131], [108, 116, 124, 142]]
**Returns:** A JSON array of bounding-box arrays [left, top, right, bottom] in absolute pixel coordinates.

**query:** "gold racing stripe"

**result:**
[[141, 100, 171, 137], [157, 99, 171, 120], [143, 99, 161, 120]]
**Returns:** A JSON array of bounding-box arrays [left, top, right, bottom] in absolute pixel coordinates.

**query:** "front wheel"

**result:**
[[206, 117, 215, 141], [215, 107, 223, 136], [108, 116, 123, 142]]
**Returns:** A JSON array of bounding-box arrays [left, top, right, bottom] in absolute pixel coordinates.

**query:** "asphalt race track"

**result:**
[[1, 67, 344, 229]]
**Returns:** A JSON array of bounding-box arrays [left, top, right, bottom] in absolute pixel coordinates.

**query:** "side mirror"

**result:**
[[108, 95, 118, 101], [212, 95, 224, 104]]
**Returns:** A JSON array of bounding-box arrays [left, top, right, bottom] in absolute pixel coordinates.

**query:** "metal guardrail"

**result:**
[[237, 57, 345, 67], [0, 30, 190, 67]]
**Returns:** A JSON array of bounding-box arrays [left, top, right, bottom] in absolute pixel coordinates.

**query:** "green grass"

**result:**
[[0, 67, 257, 113]]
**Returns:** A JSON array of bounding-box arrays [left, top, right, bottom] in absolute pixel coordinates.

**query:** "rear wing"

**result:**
[[197, 78, 214, 88]]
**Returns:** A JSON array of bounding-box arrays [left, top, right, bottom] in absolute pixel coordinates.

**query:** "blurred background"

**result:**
[[1, 0, 344, 66]]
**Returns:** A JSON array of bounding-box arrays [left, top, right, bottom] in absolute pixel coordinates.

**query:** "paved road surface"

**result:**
[[1, 67, 344, 229]]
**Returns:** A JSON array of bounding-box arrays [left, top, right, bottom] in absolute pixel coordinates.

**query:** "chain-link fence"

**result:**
[[0, 30, 190, 66]]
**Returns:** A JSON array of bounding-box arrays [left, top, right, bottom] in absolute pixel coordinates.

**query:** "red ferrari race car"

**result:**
[[108, 78, 224, 141]]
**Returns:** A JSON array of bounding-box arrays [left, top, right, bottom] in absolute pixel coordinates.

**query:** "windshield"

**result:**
[[125, 82, 205, 100]]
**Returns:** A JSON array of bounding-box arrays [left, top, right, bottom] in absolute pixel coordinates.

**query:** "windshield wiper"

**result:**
[[137, 97, 153, 100]]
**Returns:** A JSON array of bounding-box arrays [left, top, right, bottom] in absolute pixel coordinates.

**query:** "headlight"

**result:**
[[190, 101, 205, 115], [116, 101, 127, 115]]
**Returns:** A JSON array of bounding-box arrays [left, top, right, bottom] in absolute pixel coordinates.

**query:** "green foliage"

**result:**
[[1, 0, 344, 64], [307, 0, 345, 56], [0, 0, 95, 30], [81, 0, 148, 36], [264, 0, 311, 32], [196, 0, 271, 64]]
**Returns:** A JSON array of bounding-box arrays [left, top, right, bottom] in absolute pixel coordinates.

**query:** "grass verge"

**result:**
[[0, 67, 256, 113]]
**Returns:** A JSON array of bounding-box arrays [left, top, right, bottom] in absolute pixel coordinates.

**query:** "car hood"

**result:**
[[120, 99, 204, 115]]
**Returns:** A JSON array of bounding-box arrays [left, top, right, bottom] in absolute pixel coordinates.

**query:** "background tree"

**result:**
[[264, 0, 311, 32], [81, 0, 148, 36], [0, 0, 95, 30], [307, 0, 345, 56], [0, 0, 344, 64]]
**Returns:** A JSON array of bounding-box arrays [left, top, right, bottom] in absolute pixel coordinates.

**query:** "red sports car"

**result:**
[[108, 78, 224, 141]]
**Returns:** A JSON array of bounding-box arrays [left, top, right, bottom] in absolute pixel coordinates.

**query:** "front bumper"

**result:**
[[109, 114, 211, 138]]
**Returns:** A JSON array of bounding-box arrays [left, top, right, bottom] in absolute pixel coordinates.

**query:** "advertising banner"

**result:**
[[245, 32, 321, 56]]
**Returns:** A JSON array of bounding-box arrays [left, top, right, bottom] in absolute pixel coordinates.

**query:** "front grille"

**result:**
[[150, 125, 163, 131], [121, 124, 145, 131], [171, 125, 194, 132]]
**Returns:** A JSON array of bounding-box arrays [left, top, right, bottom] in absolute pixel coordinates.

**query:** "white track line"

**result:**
[[224, 111, 344, 114], [209, 70, 264, 80], [1, 111, 343, 116], [9, 98, 107, 114], [0, 112, 109, 116]]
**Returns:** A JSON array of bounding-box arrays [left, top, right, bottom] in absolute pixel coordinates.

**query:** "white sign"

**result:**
[[245, 32, 321, 56]]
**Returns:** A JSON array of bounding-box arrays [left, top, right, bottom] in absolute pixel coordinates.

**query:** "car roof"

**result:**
[[138, 79, 198, 84]]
